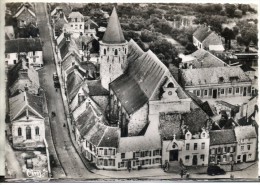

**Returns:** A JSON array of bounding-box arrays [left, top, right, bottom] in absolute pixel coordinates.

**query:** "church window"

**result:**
[[104, 49, 106, 55], [115, 49, 118, 56], [26, 126, 31, 139], [125, 48, 127, 54], [35, 126, 40, 135], [18, 127, 22, 136]]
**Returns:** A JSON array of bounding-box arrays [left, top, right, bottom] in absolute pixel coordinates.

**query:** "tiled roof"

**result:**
[[110, 49, 169, 115], [5, 38, 42, 53], [183, 108, 209, 134], [59, 38, 79, 59], [68, 12, 84, 19], [84, 80, 109, 96], [209, 129, 236, 146], [8, 59, 40, 95], [159, 112, 182, 140], [102, 7, 125, 44], [190, 49, 227, 68], [118, 135, 161, 153], [74, 99, 120, 147], [234, 125, 257, 141], [193, 26, 212, 42], [202, 32, 223, 49], [61, 52, 81, 72], [9, 92, 43, 121], [54, 17, 67, 32], [181, 67, 251, 86]]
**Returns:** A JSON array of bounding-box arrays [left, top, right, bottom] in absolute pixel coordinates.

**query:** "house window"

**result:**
[[153, 149, 161, 156], [237, 155, 241, 160], [135, 151, 140, 158], [223, 146, 227, 153], [104, 149, 107, 155], [104, 159, 108, 166], [248, 154, 252, 159], [98, 158, 104, 166], [223, 155, 226, 162], [196, 90, 200, 97], [121, 153, 125, 159], [71, 25, 73, 27], [228, 88, 233, 94], [230, 154, 233, 161], [247, 145, 251, 150], [236, 87, 240, 94], [218, 147, 221, 153], [201, 143, 205, 149], [14, 60, 17, 64], [18, 127, 22, 136], [185, 155, 190, 162], [220, 88, 225, 95], [194, 143, 198, 150], [200, 155, 205, 161], [108, 159, 115, 166], [241, 146, 244, 151], [35, 126, 39, 135], [26, 126, 31, 139], [98, 148, 104, 155], [186, 144, 190, 150], [204, 90, 208, 96]]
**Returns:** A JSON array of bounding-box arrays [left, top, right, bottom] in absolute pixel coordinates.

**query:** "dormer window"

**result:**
[[185, 131, 192, 140], [219, 77, 224, 83]]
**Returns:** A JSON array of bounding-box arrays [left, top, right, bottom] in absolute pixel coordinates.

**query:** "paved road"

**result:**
[[34, 3, 104, 179]]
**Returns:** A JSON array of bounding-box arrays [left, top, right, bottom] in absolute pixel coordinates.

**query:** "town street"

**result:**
[[34, 3, 104, 179]]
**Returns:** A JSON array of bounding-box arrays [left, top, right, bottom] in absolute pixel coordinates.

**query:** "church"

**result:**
[[69, 7, 210, 170]]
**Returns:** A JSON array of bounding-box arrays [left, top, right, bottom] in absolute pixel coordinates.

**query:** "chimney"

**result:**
[[78, 93, 85, 105], [208, 26, 211, 32]]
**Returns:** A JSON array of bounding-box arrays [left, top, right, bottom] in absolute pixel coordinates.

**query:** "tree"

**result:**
[[221, 27, 235, 49], [234, 9, 243, 18], [225, 4, 236, 17]]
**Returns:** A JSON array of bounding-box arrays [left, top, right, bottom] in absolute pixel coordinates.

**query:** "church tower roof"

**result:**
[[102, 7, 125, 44]]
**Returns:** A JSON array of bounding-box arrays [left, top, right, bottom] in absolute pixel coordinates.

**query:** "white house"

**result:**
[[67, 12, 84, 36], [9, 92, 45, 150], [5, 38, 43, 68], [234, 125, 257, 163]]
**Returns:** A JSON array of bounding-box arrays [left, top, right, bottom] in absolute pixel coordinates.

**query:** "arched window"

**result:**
[[114, 49, 118, 56], [35, 126, 40, 136], [104, 48, 106, 55], [125, 48, 127, 54], [167, 82, 174, 88], [26, 126, 31, 139], [18, 127, 22, 136]]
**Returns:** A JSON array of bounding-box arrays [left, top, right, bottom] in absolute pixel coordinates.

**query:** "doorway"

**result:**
[[243, 154, 247, 162], [192, 155, 198, 165], [243, 87, 247, 96], [169, 150, 179, 161], [213, 89, 217, 99]]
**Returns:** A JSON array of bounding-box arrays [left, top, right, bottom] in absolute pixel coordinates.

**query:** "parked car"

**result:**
[[207, 165, 226, 176]]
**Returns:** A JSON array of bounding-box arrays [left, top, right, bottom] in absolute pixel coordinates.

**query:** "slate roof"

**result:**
[[102, 7, 125, 44], [9, 92, 43, 121], [127, 39, 144, 63], [61, 52, 81, 72], [234, 125, 257, 141], [74, 99, 120, 148], [110, 49, 170, 115], [181, 67, 251, 86], [186, 91, 204, 106], [193, 26, 212, 42], [209, 129, 237, 146], [5, 38, 42, 53], [201, 101, 218, 117], [159, 113, 182, 140], [190, 49, 227, 68], [66, 69, 84, 100], [59, 37, 79, 59]]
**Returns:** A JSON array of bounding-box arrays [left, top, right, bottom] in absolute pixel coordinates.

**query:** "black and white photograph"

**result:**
[[1, 0, 259, 182]]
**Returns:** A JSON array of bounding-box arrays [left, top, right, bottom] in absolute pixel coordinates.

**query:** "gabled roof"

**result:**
[[209, 129, 236, 146], [127, 39, 144, 63], [83, 80, 109, 96], [74, 98, 120, 148], [5, 38, 42, 53], [102, 7, 125, 44], [9, 92, 44, 121], [234, 125, 257, 141], [66, 69, 84, 100], [85, 19, 99, 28], [193, 26, 212, 42], [190, 49, 227, 68], [13, 4, 36, 18], [181, 67, 251, 86]]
